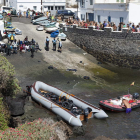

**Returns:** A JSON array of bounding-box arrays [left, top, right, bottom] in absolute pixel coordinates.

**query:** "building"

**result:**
[[78, 0, 94, 21], [8, 0, 66, 15], [78, 0, 140, 26]]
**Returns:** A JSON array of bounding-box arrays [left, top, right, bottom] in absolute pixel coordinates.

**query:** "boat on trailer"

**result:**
[[99, 94, 140, 112], [30, 81, 108, 126]]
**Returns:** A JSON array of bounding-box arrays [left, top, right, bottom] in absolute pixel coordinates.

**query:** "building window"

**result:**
[[108, 16, 111, 22], [120, 17, 123, 23], [62, 6, 64, 10], [116, 0, 119, 2], [90, 0, 93, 5], [33, 6, 37, 11], [98, 15, 100, 22], [81, 14, 85, 20], [121, 0, 124, 2], [51, 6, 53, 10], [48, 6, 50, 10], [80, 0, 85, 8], [58, 6, 61, 10], [55, 6, 57, 10]]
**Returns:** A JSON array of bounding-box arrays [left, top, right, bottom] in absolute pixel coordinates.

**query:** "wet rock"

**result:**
[[6, 96, 25, 116], [66, 69, 77, 72], [48, 65, 54, 69], [83, 76, 90, 80]]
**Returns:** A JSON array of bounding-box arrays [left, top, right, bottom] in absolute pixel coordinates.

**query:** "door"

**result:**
[[120, 17, 123, 23], [108, 16, 111, 22], [88, 13, 94, 21]]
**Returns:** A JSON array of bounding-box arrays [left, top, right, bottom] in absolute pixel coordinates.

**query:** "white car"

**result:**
[[15, 28, 22, 35], [36, 25, 44, 31]]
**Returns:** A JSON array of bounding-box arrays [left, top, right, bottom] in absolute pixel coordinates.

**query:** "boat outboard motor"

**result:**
[[133, 93, 139, 99], [50, 95, 59, 102], [84, 107, 92, 122]]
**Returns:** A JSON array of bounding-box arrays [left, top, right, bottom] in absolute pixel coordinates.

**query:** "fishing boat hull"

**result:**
[[31, 81, 108, 126]]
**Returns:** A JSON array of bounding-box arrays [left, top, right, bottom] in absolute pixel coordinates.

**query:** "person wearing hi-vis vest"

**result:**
[[52, 38, 57, 51]]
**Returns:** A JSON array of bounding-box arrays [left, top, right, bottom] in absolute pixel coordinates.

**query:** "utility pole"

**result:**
[[41, 0, 42, 13]]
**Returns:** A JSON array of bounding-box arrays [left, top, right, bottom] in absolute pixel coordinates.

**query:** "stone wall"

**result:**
[[63, 25, 140, 69]]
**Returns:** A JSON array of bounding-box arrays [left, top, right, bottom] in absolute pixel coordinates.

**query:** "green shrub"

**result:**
[[0, 95, 10, 131], [0, 118, 56, 140], [0, 56, 21, 96]]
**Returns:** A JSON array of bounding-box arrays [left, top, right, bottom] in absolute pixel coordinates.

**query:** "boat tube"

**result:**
[[99, 94, 140, 112], [30, 81, 108, 126]]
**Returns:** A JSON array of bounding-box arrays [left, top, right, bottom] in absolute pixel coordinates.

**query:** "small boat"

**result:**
[[99, 94, 140, 112], [58, 32, 66, 40], [36, 25, 44, 31], [50, 30, 59, 38], [5, 26, 15, 32], [45, 27, 58, 33], [30, 81, 108, 126]]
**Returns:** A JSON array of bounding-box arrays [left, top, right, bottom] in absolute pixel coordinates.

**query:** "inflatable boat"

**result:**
[[30, 81, 108, 126], [99, 94, 140, 112]]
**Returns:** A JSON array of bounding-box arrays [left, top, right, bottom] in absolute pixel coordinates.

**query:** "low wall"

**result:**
[[63, 25, 140, 69]]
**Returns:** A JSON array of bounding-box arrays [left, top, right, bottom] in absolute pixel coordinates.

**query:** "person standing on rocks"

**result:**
[[6, 41, 11, 56], [45, 36, 49, 51], [52, 38, 57, 51]]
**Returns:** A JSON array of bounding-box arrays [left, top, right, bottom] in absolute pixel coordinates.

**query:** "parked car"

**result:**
[[56, 10, 75, 19], [15, 28, 22, 35]]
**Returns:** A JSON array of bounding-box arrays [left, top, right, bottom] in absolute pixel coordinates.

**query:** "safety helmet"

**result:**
[[133, 93, 139, 99]]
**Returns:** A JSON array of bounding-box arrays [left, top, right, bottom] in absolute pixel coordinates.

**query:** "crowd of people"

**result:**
[[66, 16, 140, 32], [0, 35, 63, 57]]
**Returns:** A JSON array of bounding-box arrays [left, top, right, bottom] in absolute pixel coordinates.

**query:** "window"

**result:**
[[81, 14, 85, 20], [55, 6, 57, 10], [90, 0, 93, 5], [116, 0, 119, 2], [120, 17, 123, 23], [108, 16, 111, 22], [62, 6, 64, 10], [48, 6, 50, 10], [98, 15, 100, 22], [58, 6, 61, 10], [51, 6, 53, 10], [80, 0, 85, 8], [121, 0, 124, 2], [33, 6, 37, 11]]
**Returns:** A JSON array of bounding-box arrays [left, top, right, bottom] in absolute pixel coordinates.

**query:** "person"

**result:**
[[6, 42, 11, 56], [35, 42, 41, 52], [10, 33, 14, 43], [30, 43, 35, 58], [121, 93, 139, 114], [52, 38, 57, 51], [58, 39, 62, 53], [46, 36, 49, 51], [25, 44, 30, 52]]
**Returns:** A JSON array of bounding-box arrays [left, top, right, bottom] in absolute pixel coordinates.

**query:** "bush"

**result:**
[[0, 95, 10, 130], [0, 56, 21, 96], [0, 118, 56, 140]]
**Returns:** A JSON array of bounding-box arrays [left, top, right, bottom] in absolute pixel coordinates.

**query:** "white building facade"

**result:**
[[79, 0, 140, 26], [78, 0, 94, 21], [8, 0, 66, 15]]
